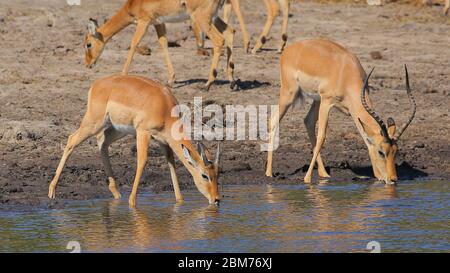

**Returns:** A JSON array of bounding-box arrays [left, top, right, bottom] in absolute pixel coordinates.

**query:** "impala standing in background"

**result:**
[[194, 0, 290, 54], [84, 0, 235, 91], [223, 0, 290, 54], [48, 75, 221, 207], [266, 39, 416, 184]]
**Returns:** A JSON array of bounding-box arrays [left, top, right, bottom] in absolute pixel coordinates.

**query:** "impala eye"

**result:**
[[86, 43, 92, 49], [378, 151, 386, 158], [201, 174, 209, 181]]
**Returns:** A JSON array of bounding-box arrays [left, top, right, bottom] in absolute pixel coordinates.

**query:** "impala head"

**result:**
[[182, 143, 221, 206], [84, 18, 105, 69], [359, 66, 416, 185]]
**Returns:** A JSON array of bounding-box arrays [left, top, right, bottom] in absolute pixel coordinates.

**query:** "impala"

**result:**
[[266, 39, 416, 184], [194, 0, 290, 54], [445, 0, 449, 15], [84, 0, 235, 91], [48, 75, 221, 207]]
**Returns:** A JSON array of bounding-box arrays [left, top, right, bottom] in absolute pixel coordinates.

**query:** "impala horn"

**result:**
[[395, 65, 417, 140], [197, 143, 211, 166], [361, 67, 390, 140]]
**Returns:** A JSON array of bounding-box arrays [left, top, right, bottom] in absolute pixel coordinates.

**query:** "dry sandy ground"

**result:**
[[0, 0, 449, 209]]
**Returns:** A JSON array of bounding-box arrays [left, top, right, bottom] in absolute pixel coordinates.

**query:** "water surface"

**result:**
[[0, 179, 448, 252]]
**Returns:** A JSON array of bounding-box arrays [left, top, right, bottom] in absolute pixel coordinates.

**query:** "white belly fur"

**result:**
[[154, 11, 190, 24], [112, 124, 136, 135], [296, 70, 322, 97]]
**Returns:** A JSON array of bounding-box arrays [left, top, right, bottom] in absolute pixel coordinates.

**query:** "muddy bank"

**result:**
[[0, 0, 449, 210]]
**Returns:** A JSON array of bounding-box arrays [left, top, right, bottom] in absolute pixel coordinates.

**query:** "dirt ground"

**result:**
[[0, 0, 449, 210]]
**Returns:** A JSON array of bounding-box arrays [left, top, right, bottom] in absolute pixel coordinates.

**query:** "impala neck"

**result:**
[[97, 8, 134, 42]]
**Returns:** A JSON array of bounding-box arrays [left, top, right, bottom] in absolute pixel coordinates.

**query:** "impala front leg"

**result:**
[[305, 101, 332, 183], [161, 144, 184, 203], [155, 24, 175, 87], [122, 20, 150, 75], [129, 130, 151, 207], [192, 20, 209, 56]]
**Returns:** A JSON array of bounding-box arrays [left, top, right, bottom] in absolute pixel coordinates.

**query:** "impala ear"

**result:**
[[387, 118, 396, 139], [88, 18, 99, 35], [214, 143, 221, 166], [214, 143, 221, 175], [182, 145, 196, 166]]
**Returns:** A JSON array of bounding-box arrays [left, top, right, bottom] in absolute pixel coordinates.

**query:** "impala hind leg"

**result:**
[[223, 0, 233, 24], [122, 20, 150, 75], [304, 100, 330, 178], [97, 128, 126, 199], [160, 144, 183, 203], [155, 24, 175, 87], [252, 0, 279, 54], [304, 101, 332, 183], [129, 130, 151, 207], [278, 0, 290, 53], [193, 16, 225, 91], [49, 120, 104, 199], [266, 99, 291, 177], [226, 0, 250, 53], [213, 17, 236, 89]]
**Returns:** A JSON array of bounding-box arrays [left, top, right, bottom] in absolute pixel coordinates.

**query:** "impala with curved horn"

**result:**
[[48, 75, 221, 207], [266, 39, 416, 184]]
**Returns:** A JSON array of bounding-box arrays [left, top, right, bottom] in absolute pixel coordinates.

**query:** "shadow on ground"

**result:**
[[174, 79, 271, 91], [281, 161, 428, 182]]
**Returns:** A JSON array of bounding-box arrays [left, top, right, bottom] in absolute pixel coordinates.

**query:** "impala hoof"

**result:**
[[112, 192, 122, 200], [203, 83, 212, 92], [129, 199, 137, 208], [244, 42, 251, 54], [197, 48, 210, 57], [48, 185, 56, 199], [230, 80, 236, 90], [167, 78, 175, 88], [48, 191, 55, 199], [304, 176, 312, 184]]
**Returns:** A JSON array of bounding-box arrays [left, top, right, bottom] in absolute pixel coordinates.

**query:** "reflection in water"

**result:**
[[0, 180, 448, 253], [263, 183, 401, 252], [47, 199, 220, 252]]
